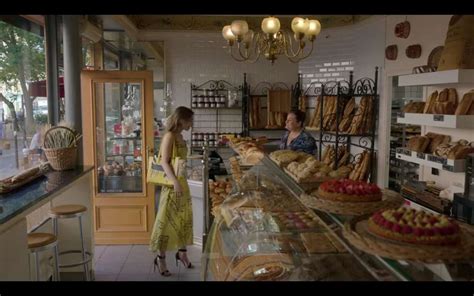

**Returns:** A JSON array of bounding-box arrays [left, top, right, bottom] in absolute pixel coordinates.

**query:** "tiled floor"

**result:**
[[93, 244, 203, 281]]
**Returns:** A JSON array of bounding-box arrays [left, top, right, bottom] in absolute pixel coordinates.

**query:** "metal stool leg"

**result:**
[[53, 244, 61, 281], [33, 252, 40, 281], [78, 216, 90, 281]]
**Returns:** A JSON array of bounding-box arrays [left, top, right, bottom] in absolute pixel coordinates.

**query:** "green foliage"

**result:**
[[0, 20, 46, 92], [34, 113, 48, 125]]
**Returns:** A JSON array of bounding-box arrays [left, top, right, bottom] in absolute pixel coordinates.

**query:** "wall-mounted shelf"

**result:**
[[397, 113, 474, 129], [395, 148, 466, 173], [398, 69, 474, 87]]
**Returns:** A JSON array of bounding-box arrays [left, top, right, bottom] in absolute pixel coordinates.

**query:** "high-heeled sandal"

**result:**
[[175, 249, 194, 269], [153, 255, 171, 276]]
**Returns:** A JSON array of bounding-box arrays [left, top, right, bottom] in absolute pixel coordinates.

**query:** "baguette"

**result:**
[[448, 88, 458, 106], [11, 166, 40, 183]]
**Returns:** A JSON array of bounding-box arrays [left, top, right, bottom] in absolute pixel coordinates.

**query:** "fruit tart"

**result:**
[[368, 207, 461, 245], [316, 179, 382, 202]]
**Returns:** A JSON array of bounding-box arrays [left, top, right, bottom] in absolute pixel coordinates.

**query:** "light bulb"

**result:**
[[222, 25, 236, 41], [261, 17, 280, 34], [291, 17, 309, 34], [231, 20, 249, 37], [306, 19, 321, 36]]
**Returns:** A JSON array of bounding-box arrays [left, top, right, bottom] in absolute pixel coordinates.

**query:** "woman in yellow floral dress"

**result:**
[[150, 106, 194, 276]]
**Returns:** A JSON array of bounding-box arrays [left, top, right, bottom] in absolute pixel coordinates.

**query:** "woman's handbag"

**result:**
[[147, 141, 186, 186]]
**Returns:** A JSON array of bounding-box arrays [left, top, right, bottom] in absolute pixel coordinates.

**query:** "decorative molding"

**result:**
[[127, 15, 372, 32]]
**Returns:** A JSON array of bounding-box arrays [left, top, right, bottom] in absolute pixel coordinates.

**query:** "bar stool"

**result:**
[[49, 204, 92, 281], [27, 232, 60, 281]]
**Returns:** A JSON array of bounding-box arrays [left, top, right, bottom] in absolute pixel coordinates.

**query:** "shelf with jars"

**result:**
[[190, 79, 245, 151]]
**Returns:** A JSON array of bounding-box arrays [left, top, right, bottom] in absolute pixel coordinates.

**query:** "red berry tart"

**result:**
[[316, 179, 382, 202], [368, 207, 461, 245]]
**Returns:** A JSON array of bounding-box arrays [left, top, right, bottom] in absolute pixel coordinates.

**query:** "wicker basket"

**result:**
[[43, 126, 78, 171]]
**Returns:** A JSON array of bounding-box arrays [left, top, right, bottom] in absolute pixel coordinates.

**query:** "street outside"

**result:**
[[0, 126, 33, 179]]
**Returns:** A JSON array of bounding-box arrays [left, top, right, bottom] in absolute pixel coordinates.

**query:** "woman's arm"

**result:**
[[160, 132, 179, 184]]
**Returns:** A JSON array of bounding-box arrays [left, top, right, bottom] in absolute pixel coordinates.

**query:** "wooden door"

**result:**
[[81, 70, 155, 244]]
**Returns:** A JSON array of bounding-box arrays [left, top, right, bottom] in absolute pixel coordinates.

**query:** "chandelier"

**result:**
[[222, 16, 321, 64]]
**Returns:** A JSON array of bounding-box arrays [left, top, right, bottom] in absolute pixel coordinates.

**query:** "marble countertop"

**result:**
[[0, 166, 94, 224]]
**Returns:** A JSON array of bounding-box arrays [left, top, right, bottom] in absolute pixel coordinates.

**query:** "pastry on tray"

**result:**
[[316, 179, 382, 202], [300, 232, 338, 254], [368, 207, 461, 245]]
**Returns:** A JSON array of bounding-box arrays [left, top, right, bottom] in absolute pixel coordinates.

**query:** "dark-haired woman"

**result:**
[[279, 110, 317, 155]]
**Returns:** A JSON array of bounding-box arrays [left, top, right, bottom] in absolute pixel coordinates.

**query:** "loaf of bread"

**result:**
[[403, 101, 425, 113], [407, 136, 430, 153], [425, 133, 451, 154], [456, 90, 474, 115], [448, 145, 474, 160], [423, 90, 438, 114], [11, 166, 40, 183], [438, 88, 449, 102]]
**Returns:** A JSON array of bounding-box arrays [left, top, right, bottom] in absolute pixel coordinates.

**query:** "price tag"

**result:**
[[442, 165, 453, 172], [416, 152, 425, 159], [428, 154, 447, 165], [403, 149, 412, 156], [433, 115, 444, 122], [398, 112, 405, 118]]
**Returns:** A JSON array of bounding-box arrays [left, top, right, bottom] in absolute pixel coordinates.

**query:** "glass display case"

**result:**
[[202, 154, 474, 281]]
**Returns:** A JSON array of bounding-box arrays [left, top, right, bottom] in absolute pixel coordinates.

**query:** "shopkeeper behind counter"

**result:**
[[279, 110, 317, 155]]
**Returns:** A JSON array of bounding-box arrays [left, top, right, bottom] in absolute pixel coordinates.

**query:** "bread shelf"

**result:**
[[397, 113, 474, 129], [398, 69, 474, 87], [395, 148, 466, 173]]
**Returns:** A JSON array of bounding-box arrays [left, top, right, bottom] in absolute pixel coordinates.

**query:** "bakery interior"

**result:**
[[1, 14, 474, 282]]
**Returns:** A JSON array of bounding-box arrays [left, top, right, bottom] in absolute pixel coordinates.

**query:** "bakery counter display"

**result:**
[[202, 165, 378, 281], [343, 206, 474, 266], [396, 136, 474, 173], [269, 149, 353, 192], [299, 179, 404, 216], [228, 137, 267, 165]]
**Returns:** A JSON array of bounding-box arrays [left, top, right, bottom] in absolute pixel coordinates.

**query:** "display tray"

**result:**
[[343, 214, 474, 263], [98, 175, 142, 193], [298, 189, 404, 216]]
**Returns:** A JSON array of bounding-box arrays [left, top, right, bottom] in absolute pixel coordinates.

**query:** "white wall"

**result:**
[[381, 15, 472, 191], [140, 31, 299, 142]]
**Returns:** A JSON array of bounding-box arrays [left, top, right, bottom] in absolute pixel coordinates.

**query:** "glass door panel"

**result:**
[[95, 81, 143, 193]]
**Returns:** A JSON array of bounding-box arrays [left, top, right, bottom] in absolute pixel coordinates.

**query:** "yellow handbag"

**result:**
[[147, 141, 185, 186]]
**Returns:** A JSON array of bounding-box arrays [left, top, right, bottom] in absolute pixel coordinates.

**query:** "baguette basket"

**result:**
[[43, 126, 79, 171]]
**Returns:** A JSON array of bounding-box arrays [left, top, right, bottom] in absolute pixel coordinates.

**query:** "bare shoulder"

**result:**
[[162, 132, 175, 143]]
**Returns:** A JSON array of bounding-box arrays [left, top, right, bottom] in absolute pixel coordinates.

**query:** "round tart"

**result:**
[[317, 179, 382, 202], [368, 207, 461, 245]]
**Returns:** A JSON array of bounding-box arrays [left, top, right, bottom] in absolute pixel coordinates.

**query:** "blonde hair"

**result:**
[[166, 106, 194, 133]]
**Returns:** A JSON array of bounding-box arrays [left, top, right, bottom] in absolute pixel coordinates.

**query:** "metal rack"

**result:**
[[299, 68, 379, 183], [190, 79, 244, 152]]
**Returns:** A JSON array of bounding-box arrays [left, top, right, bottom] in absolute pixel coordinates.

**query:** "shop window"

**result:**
[[0, 16, 49, 179]]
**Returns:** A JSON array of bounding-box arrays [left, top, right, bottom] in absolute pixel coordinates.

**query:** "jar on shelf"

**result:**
[[219, 95, 226, 103], [192, 95, 198, 103], [204, 103, 210, 108], [209, 96, 216, 103], [204, 96, 210, 103], [197, 133, 203, 140], [192, 102, 197, 108], [198, 102, 204, 108], [209, 133, 215, 140], [210, 102, 216, 108], [198, 95, 204, 103], [192, 140, 198, 147]]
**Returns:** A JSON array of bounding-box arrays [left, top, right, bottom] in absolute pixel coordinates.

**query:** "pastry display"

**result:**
[[424, 132, 451, 154], [321, 145, 350, 169], [316, 179, 382, 202], [209, 179, 233, 216], [299, 232, 348, 254], [271, 211, 322, 231], [232, 140, 265, 165], [98, 161, 125, 176], [368, 207, 461, 245]]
